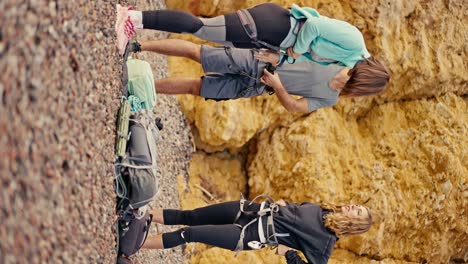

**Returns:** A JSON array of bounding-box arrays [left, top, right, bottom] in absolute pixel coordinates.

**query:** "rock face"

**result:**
[[178, 151, 248, 208], [249, 93, 467, 263], [167, 0, 468, 263]]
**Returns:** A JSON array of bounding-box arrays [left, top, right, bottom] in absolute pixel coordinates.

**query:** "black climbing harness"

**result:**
[[236, 9, 281, 51], [233, 194, 290, 256], [236, 8, 304, 52]]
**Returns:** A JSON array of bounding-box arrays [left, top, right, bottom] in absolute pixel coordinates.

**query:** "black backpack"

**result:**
[[116, 211, 153, 261], [114, 115, 160, 263], [115, 117, 159, 213]]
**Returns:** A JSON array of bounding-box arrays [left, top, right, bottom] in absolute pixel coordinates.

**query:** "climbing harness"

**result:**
[[236, 9, 281, 51], [236, 9, 305, 53], [233, 194, 290, 256], [224, 47, 275, 95]]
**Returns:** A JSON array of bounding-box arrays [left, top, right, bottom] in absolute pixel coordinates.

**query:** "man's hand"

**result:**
[[260, 68, 283, 90], [287, 47, 301, 59], [276, 244, 293, 256], [261, 69, 309, 113], [254, 49, 280, 65]]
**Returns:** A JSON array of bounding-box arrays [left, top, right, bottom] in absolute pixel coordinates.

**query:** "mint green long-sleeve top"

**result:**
[[288, 4, 370, 69]]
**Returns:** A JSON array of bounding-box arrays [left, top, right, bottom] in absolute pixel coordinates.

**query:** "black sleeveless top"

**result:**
[[225, 3, 291, 48]]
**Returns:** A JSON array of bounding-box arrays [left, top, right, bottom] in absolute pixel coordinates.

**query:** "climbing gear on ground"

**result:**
[[116, 255, 131, 264], [155, 117, 163, 131], [116, 31, 161, 264], [233, 194, 289, 256], [115, 116, 160, 213], [117, 212, 153, 259], [116, 99, 131, 157], [126, 40, 142, 55], [127, 95, 143, 113], [127, 57, 157, 112]]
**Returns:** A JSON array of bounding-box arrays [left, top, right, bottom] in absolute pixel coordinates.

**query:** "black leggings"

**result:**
[[142, 3, 291, 48], [161, 201, 261, 251]]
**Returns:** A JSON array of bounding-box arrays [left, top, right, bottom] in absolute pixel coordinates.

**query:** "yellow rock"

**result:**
[[166, 1, 468, 263], [248, 93, 467, 263], [177, 151, 248, 208]]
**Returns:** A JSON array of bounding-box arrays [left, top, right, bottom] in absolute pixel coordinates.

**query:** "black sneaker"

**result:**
[[125, 40, 141, 58]]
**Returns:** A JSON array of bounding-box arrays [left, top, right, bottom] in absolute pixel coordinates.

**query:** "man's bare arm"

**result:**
[[260, 69, 309, 113]]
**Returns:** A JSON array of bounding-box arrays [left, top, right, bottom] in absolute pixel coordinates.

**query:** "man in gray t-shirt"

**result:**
[[133, 38, 347, 113], [274, 60, 343, 112]]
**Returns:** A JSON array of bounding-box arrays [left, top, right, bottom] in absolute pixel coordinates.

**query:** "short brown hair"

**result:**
[[341, 57, 390, 97]]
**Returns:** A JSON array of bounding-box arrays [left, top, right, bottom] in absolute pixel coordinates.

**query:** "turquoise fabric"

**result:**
[[286, 4, 370, 68], [127, 95, 143, 113], [126, 57, 157, 112]]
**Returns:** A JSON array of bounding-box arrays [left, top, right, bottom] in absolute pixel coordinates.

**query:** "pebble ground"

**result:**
[[1, 0, 192, 263]]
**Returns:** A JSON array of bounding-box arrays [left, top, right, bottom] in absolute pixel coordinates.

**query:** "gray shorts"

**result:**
[[200, 45, 267, 100]]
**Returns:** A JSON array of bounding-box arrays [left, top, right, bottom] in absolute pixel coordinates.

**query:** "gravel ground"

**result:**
[[1, 0, 192, 263]]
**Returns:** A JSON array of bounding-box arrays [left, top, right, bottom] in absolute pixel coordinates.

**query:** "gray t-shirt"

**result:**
[[259, 61, 344, 112]]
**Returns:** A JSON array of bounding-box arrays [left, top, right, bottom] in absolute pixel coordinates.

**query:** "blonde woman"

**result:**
[[141, 198, 372, 264]]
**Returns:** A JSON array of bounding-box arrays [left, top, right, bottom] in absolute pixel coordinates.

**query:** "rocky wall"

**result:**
[[248, 93, 467, 263], [177, 151, 248, 209], [189, 248, 417, 264]]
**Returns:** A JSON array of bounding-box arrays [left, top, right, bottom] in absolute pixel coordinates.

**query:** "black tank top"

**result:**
[[225, 3, 291, 48]]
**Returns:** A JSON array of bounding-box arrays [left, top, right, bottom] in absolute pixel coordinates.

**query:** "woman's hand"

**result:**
[[260, 68, 283, 90], [276, 244, 293, 256], [287, 47, 301, 59], [276, 199, 287, 206], [254, 49, 280, 65]]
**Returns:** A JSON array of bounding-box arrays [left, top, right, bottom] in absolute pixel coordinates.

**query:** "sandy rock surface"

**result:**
[[1, 0, 192, 263]]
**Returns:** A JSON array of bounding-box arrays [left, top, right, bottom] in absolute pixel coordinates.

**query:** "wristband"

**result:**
[[285, 250, 297, 258]]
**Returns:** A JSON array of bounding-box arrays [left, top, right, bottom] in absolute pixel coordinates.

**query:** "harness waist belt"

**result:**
[[258, 201, 267, 244]]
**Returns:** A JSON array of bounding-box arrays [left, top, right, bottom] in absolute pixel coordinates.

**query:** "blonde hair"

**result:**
[[320, 203, 372, 237]]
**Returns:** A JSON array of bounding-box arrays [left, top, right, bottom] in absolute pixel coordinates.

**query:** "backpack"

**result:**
[[116, 211, 153, 259], [116, 50, 160, 263], [126, 57, 157, 112], [116, 100, 131, 158], [115, 114, 160, 213], [114, 114, 160, 263]]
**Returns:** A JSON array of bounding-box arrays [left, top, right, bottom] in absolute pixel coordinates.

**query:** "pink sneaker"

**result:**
[[115, 4, 136, 55]]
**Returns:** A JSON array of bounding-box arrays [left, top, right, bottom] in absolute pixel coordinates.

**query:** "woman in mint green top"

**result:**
[[122, 3, 377, 68], [283, 4, 370, 68]]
